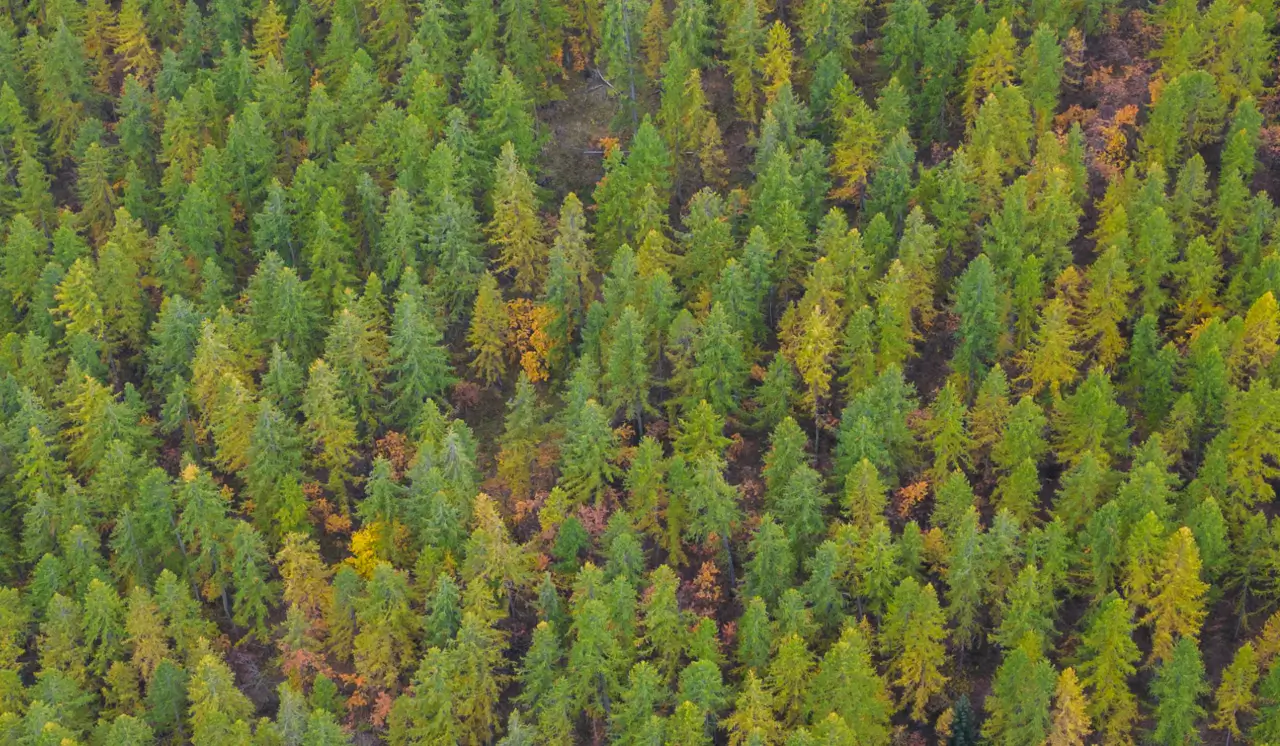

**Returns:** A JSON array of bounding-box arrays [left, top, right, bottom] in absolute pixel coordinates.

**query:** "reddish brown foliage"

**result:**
[[370, 691, 394, 729], [895, 481, 930, 520], [644, 418, 669, 441], [686, 561, 723, 617], [374, 431, 413, 477], [452, 380, 482, 411], [614, 422, 635, 446], [307, 483, 350, 535], [507, 299, 557, 382], [726, 433, 748, 463], [577, 503, 611, 535]]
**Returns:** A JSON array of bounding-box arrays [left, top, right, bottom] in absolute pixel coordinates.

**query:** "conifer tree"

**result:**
[[767, 632, 813, 726], [760, 21, 793, 103], [875, 259, 918, 369], [666, 700, 712, 746], [723, 670, 781, 746], [251, 0, 287, 64], [1233, 291, 1280, 381], [1151, 637, 1208, 746], [323, 297, 388, 433], [302, 359, 358, 499], [1139, 71, 1225, 170], [0, 87, 37, 186], [81, 578, 125, 678], [496, 373, 543, 502], [1133, 207, 1176, 318], [791, 303, 837, 441], [489, 143, 548, 294], [375, 188, 422, 290], [601, 0, 644, 117], [388, 283, 456, 427], [756, 353, 799, 434], [683, 454, 742, 587], [306, 207, 357, 314], [952, 254, 1002, 389], [881, 0, 929, 86], [636, 564, 685, 684], [723, 0, 763, 122], [449, 615, 510, 744], [735, 596, 772, 675], [468, 272, 509, 387], [1121, 511, 1166, 612], [883, 578, 948, 722], [687, 302, 751, 416], [1079, 595, 1140, 746], [997, 565, 1054, 655], [994, 395, 1048, 473], [1144, 527, 1209, 665], [963, 18, 1018, 122], [982, 647, 1056, 746], [866, 129, 917, 227], [763, 416, 807, 503], [1214, 642, 1258, 745], [245, 252, 320, 363], [1080, 245, 1133, 369], [743, 515, 794, 606], [1018, 297, 1080, 396], [482, 67, 538, 163], [559, 398, 621, 505], [608, 662, 665, 745], [390, 648, 464, 743], [254, 180, 297, 265], [37, 21, 90, 160], [943, 507, 986, 651], [808, 623, 892, 744], [604, 305, 652, 430], [844, 457, 888, 529], [969, 363, 1011, 455], [924, 381, 972, 481], [76, 142, 116, 241], [189, 653, 255, 742], [567, 597, 624, 722], [541, 192, 594, 355], [229, 522, 272, 640], [672, 399, 731, 463], [1052, 368, 1131, 469], [176, 464, 233, 612], [3, 216, 48, 314], [429, 188, 487, 323], [1049, 667, 1092, 746], [354, 562, 419, 692], [425, 575, 464, 649], [517, 619, 561, 715], [1254, 658, 1280, 743], [1021, 24, 1064, 131]]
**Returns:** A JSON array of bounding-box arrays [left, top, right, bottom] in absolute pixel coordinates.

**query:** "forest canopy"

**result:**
[[0, 0, 1276, 743]]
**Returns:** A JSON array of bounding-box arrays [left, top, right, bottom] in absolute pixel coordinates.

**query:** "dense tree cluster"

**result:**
[[0, 0, 1275, 742]]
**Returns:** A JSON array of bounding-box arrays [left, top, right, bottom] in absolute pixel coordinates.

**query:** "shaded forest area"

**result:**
[[0, 0, 1278, 742]]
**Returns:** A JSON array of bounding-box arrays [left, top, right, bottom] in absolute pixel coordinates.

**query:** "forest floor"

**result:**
[[538, 70, 619, 200]]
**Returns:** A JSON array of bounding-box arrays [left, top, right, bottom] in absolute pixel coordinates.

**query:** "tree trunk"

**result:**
[[721, 533, 736, 595], [596, 672, 612, 719], [813, 399, 821, 453], [171, 513, 186, 555], [622, 28, 638, 128]]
